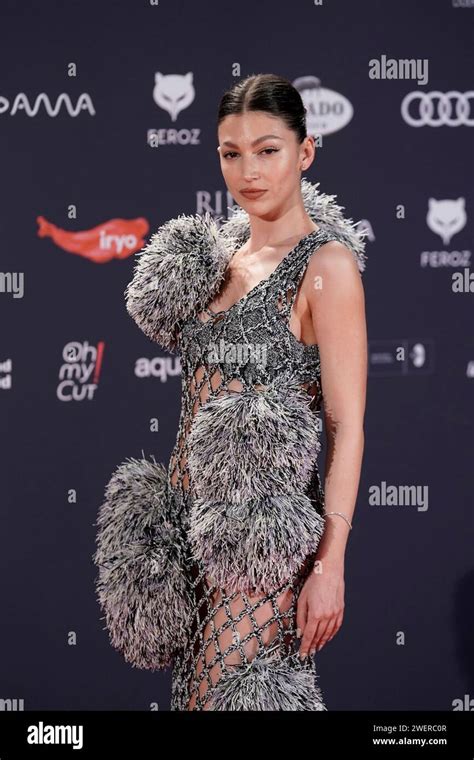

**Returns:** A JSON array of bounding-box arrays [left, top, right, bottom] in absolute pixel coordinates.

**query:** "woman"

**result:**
[[93, 73, 368, 711]]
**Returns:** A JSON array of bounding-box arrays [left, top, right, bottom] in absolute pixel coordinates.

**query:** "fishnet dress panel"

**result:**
[[167, 229, 334, 711]]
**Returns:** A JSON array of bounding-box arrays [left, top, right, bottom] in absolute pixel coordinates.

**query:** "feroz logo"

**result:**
[[401, 91, 474, 127], [421, 197, 471, 270], [426, 198, 467, 245], [153, 71, 195, 121], [148, 71, 201, 147]]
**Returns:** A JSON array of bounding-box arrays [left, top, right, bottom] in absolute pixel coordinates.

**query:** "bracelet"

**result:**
[[324, 511, 353, 530]]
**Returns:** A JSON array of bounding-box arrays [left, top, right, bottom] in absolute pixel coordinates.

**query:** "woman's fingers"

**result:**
[[296, 574, 345, 658], [299, 617, 324, 659], [295, 594, 308, 640], [312, 618, 337, 653], [312, 610, 344, 653], [327, 611, 344, 642]]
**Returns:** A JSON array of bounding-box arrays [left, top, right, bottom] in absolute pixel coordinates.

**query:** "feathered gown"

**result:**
[[93, 177, 367, 711]]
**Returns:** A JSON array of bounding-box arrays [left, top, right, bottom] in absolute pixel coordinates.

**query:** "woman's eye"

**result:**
[[222, 148, 279, 159]]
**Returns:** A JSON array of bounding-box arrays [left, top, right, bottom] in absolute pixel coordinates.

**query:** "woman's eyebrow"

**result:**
[[222, 134, 284, 148]]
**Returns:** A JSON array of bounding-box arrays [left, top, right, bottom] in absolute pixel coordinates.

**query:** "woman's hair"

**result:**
[[217, 74, 307, 144]]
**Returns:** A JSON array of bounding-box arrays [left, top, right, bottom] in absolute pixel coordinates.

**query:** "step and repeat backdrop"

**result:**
[[0, 0, 473, 712]]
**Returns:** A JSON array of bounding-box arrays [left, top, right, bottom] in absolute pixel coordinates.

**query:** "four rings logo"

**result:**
[[401, 91, 474, 127]]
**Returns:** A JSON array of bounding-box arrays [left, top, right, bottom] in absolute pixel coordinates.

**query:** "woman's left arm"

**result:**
[[297, 241, 368, 658]]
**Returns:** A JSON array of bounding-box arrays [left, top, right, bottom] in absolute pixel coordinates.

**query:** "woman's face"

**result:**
[[217, 111, 314, 217]]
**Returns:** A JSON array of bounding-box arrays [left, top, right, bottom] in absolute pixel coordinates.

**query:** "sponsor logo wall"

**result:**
[[1, 0, 472, 714]]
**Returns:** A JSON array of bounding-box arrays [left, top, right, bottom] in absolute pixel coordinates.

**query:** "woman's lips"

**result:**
[[240, 190, 267, 199]]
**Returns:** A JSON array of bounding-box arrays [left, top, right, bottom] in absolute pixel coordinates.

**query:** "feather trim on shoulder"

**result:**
[[124, 211, 232, 352], [124, 179, 367, 352]]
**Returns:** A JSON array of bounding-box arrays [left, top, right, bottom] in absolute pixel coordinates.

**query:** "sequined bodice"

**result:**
[[168, 228, 335, 501], [181, 229, 333, 386]]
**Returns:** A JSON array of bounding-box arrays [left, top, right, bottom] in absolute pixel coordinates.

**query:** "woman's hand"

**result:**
[[296, 560, 345, 659]]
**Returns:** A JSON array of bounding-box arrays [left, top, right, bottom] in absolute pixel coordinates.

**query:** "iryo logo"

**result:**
[[37, 217, 149, 263]]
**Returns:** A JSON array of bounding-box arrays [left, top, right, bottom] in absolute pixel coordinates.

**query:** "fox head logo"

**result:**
[[153, 72, 195, 122], [427, 198, 466, 246]]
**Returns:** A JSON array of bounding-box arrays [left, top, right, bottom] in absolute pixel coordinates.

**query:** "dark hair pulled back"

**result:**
[[217, 73, 307, 144]]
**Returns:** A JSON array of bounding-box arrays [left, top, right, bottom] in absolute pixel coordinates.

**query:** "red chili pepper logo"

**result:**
[[37, 216, 149, 263]]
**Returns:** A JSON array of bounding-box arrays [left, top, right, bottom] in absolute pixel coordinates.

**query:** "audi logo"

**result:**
[[401, 90, 474, 127]]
